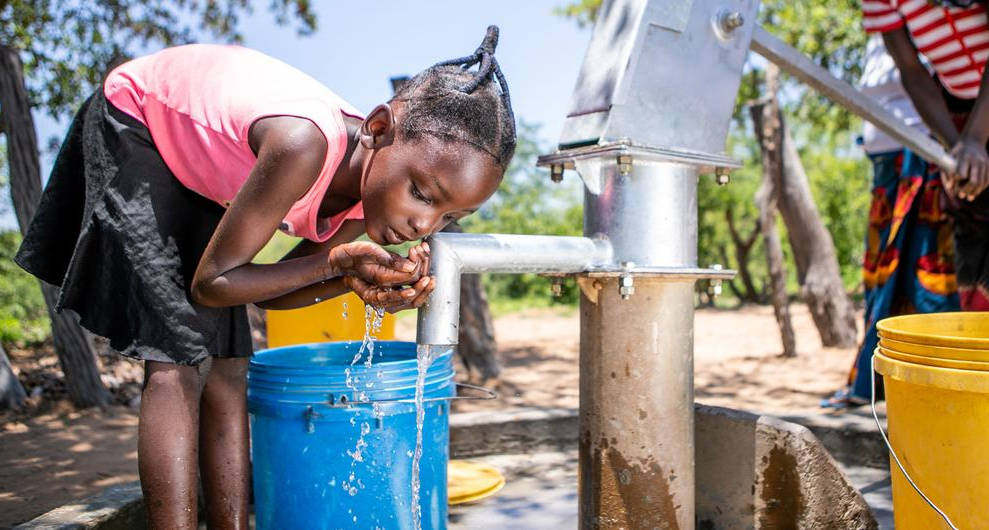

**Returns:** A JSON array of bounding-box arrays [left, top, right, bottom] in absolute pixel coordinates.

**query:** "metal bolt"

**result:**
[[715, 167, 731, 186], [551, 164, 564, 183], [711, 264, 723, 297], [719, 11, 744, 32], [617, 154, 633, 176], [619, 261, 635, 300], [620, 275, 635, 299], [551, 278, 563, 297]]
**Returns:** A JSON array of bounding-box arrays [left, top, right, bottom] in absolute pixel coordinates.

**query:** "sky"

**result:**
[[4, 1, 591, 230], [225, 0, 593, 142]]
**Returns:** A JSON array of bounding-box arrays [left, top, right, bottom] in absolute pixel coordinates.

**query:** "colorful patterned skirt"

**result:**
[[846, 149, 960, 401]]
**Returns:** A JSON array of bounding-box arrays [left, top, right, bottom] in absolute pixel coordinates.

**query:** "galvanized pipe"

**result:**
[[416, 233, 613, 346], [585, 159, 699, 267], [579, 278, 695, 529], [579, 159, 699, 528], [750, 26, 958, 173]]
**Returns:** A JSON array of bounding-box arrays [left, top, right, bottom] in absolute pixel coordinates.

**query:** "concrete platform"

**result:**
[[449, 452, 577, 529], [449, 452, 895, 530], [840, 464, 893, 530], [18, 405, 889, 529]]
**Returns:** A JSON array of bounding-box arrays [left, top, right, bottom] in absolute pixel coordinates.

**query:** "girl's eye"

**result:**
[[411, 183, 431, 205]]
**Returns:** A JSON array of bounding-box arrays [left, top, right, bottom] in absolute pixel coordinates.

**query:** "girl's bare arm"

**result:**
[[191, 117, 416, 308]]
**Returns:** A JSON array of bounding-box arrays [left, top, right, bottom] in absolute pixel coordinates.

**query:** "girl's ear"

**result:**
[[359, 104, 397, 150]]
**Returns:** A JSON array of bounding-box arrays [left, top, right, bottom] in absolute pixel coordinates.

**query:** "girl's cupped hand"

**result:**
[[332, 241, 434, 312]]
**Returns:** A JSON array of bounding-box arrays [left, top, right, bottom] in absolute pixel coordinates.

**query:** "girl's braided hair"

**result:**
[[391, 25, 516, 169]]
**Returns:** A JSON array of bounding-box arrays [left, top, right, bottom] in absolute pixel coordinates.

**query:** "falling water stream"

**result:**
[[338, 303, 436, 529], [340, 304, 385, 510], [411, 344, 436, 530]]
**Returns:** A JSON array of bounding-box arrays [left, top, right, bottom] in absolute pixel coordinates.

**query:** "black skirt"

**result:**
[[15, 91, 251, 365]]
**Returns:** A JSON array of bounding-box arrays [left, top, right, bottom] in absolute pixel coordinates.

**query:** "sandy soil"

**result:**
[[0, 303, 857, 527], [394, 303, 856, 414]]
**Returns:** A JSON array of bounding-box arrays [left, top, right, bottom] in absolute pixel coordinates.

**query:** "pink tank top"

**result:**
[[103, 44, 364, 242]]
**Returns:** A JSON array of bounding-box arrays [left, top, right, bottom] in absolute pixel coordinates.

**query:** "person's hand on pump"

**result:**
[[948, 136, 989, 201]]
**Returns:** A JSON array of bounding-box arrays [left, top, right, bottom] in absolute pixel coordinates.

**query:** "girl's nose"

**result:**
[[409, 216, 428, 236]]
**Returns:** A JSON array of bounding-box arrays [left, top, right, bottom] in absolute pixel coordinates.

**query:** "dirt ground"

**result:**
[[0, 303, 857, 527], [393, 303, 856, 414]]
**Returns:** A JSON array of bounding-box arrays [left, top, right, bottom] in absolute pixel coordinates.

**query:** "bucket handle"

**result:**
[[871, 356, 959, 529], [326, 382, 498, 407]]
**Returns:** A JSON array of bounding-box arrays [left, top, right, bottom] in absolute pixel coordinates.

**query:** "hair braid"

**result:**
[[391, 25, 517, 168]]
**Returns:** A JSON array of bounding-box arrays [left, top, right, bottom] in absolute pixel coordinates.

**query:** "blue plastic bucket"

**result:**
[[248, 341, 454, 529]]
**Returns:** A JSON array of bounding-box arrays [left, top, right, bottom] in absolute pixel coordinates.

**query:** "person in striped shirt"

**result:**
[[822, 36, 960, 409], [864, 0, 989, 309]]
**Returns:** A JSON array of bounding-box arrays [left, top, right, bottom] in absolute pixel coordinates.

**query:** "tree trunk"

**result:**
[[725, 207, 763, 303], [750, 64, 857, 349], [441, 222, 500, 382], [0, 343, 26, 409], [775, 113, 858, 348], [458, 273, 500, 381], [756, 181, 798, 358], [0, 44, 110, 408], [750, 68, 797, 358]]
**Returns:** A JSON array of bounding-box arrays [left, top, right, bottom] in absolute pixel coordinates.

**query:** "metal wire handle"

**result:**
[[327, 382, 498, 407], [871, 356, 959, 529]]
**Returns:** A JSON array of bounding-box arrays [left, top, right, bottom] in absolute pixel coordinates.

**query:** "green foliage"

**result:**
[[0, 0, 318, 121], [253, 230, 301, 264], [799, 129, 871, 288], [0, 231, 49, 345], [462, 121, 584, 305], [552, 0, 602, 28], [760, 1, 868, 136]]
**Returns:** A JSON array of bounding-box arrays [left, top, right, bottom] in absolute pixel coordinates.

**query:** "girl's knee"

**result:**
[[143, 361, 200, 397], [203, 357, 249, 395], [210, 357, 248, 380]]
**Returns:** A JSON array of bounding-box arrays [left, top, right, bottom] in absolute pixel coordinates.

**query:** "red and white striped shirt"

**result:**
[[863, 0, 989, 100]]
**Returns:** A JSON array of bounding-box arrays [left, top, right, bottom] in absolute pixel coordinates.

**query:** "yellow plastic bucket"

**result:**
[[878, 336, 989, 363], [266, 292, 395, 348], [874, 312, 989, 529], [877, 312, 989, 350], [877, 346, 989, 372]]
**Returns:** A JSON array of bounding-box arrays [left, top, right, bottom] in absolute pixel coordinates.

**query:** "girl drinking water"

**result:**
[[15, 26, 516, 528]]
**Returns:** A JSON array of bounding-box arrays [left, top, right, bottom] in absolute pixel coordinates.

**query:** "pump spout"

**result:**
[[415, 233, 612, 347]]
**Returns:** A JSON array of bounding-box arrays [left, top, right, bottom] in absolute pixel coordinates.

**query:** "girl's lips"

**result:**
[[386, 226, 402, 245]]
